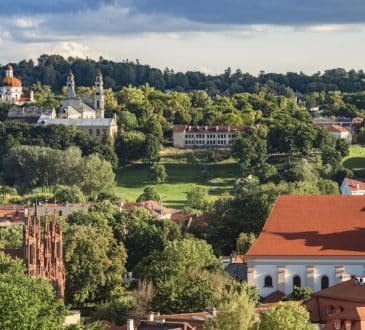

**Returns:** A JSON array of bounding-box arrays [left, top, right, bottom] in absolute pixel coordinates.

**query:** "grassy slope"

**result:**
[[343, 145, 365, 177], [114, 148, 242, 209]]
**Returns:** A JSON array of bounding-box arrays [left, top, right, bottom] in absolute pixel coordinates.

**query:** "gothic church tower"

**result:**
[[66, 70, 76, 98]]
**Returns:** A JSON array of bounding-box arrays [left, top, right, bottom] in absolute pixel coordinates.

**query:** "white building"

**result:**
[[246, 195, 365, 298], [326, 124, 352, 143], [0, 64, 33, 104], [38, 70, 118, 138], [58, 70, 105, 120], [172, 125, 245, 148], [340, 178, 365, 196]]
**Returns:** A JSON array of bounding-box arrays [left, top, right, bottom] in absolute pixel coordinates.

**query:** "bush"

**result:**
[[53, 185, 85, 204]]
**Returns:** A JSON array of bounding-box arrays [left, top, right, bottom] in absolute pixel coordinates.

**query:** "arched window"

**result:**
[[264, 275, 273, 288], [293, 275, 301, 288], [321, 275, 329, 290]]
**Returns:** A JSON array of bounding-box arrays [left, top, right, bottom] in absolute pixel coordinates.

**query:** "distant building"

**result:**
[[306, 277, 365, 329], [38, 117, 118, 138], [246, 195, 365, 298], [37, 70, 118, 138], [0, 64, 33, 104], [7, 106, 56, 123], [120, 201, 173, 219], [326, 124, 352, 143], [173, 125, 245, 148], [224, 254, 247, 281], [340, 178, 365, 196]]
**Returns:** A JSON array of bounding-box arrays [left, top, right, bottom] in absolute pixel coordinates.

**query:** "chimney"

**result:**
[[127, 319, 134, 330], [148, 312, 155, 322], [357, 183, 360, 189], [228, 126, 231, 132]]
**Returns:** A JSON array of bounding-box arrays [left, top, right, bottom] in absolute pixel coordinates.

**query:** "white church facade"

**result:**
[[245, 195, 365, 298], [38, 70, 117, 138]]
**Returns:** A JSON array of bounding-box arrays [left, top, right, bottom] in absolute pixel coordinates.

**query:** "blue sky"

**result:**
[[0, 0, 364, 74]]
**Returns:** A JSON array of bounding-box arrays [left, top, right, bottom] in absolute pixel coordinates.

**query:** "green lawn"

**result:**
[[114, 148, 242, 209], [343, 145, 365, 177]]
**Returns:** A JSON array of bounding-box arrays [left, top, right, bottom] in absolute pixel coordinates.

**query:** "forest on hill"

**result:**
[[2, 54, 365, 95]]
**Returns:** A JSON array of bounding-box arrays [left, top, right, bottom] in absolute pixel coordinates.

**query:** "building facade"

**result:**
[[0, 210, 65, 299], [246, 196, 365, 298], [0, 64, 33, 104], [7, 106, 56, 123], [37, 70, 118, 138], [173, 125, 245, 148]]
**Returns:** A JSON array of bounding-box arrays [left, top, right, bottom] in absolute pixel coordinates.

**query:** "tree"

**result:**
[[0, 252, 64, 329], [64, 225, 127, 305], [232, 127, 268, 174], [285, 286, 312, 301], [144, 134, 161, 164], [184, 185, 211, 213], [115, 130, 145, 163], [236, 232, 256, 254], [136, 186, 161, 202], [151, 163, 167, 184], [134, 238, 222, 313], [53, 185, 85, 203], [114, 207, 181, 270], [205, 291, 255, 330], [79, 154, 115, 200], [259, 302, 316, 330]]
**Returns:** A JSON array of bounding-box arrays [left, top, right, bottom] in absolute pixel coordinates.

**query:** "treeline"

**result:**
[[2, 54, 365, 94]]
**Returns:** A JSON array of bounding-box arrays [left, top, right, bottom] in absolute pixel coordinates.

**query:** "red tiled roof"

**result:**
[[312, 278, 365, 303], [2, 76, 22, 87], [326, 124, 350, 133], [246, 195, 365, 258], [262, 291, 286, 304], [344, 178, 365, 192]]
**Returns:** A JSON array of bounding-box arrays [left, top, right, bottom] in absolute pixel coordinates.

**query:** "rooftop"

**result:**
[[37, 118, 115, 127], [326, 124, 351, 133], [246, 195, 365, 258], [344, 178, 365, 192], [173, 125, 245, 133]]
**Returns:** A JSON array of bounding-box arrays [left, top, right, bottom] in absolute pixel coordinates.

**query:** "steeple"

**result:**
[[5, 64, 14, 78], [94, 70, 105, 119], [66, 70, 76, 98]]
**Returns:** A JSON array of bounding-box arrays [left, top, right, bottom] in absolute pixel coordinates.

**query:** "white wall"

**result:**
[[247, 257, 365, 297]]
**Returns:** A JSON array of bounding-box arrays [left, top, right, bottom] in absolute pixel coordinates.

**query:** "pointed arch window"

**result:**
[[293, 275, 301, 288], [321, 276, 329, 290]]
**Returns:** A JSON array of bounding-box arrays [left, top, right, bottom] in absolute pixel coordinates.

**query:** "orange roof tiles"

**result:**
[[312, 278, 365, 303], [326, 124, 350, 133], [246, 195, 365, 258], [262, 291, 286, 304], [2, 76, 22, 87]]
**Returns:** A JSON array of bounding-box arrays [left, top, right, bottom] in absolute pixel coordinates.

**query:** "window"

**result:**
[[293, 275, 301, 288], [327, 305, 335, 316], [58, 210, 62, 217], [264, 275, 273, 288], [96, 129, 100, 136], [321, 275, 329, 290], [89, 129, 93, 135]]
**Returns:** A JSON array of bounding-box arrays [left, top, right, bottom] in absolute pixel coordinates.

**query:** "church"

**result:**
[[246, 195, 365, 298], [0, 64, 33, 104], [38, 70, 118, 138], [0, 209, 65, 299]]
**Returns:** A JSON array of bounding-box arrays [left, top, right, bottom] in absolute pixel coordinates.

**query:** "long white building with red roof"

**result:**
[[246, 195, 365, 298]]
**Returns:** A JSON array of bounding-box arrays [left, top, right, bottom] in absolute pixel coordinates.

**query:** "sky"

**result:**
[[0, 0, 365, 74]]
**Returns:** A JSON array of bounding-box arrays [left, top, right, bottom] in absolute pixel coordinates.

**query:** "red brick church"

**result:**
[[1, 209, 65, 299]]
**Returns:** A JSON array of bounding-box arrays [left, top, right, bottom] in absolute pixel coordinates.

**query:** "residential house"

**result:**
[[341, 178, 365, 196], [173, 125, 245, 148], [245, 195, 365, 298], [326, 124, 352, 143]]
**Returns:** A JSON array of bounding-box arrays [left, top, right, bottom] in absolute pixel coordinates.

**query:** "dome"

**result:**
[[2, 76, 22, 87]]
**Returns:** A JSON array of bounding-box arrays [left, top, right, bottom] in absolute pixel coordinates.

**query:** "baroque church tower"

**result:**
[[94, 70, 105, 119], [66, 70, 76, 98]]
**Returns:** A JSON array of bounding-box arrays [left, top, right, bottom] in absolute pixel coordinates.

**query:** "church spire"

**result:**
[[66, 69, 76, 98], [94, 70, 105, 119]]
